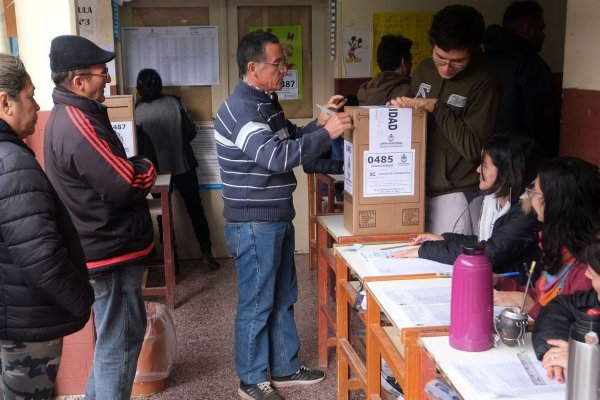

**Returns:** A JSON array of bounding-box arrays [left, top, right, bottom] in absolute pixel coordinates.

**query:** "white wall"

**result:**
[[563, 0, 600, 90], [14, 0, 78, 111]]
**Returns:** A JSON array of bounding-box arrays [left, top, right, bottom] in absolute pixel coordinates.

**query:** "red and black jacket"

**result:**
[[44, 87, 156, 276]]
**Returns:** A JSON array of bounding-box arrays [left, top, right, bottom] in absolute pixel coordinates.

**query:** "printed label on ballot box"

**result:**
[[363, 149, 415, 196]]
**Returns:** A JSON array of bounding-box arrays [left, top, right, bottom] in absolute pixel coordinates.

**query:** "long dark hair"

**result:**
[[480, 133, 544, 204], [538, 157, 600, 273]]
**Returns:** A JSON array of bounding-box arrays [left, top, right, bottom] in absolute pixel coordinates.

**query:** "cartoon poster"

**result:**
[[342, 29, 372, 78], [250, 25, 303, 100], [372, 12, 435, 76]]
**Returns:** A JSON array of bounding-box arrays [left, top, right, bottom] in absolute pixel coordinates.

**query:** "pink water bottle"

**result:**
[[449, 244, 493, 351]]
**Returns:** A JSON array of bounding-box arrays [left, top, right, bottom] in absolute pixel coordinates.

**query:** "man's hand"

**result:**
[[323, 112, 353, 140], [317, 94, 348, 126], [389, 96, 437, 113]]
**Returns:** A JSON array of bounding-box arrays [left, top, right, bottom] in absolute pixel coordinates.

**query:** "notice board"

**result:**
[[121, 25, 219, 88]]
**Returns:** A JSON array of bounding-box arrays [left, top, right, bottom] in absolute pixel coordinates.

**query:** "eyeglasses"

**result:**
[[432, 53, 470, 69], [261, 58, 288, 69], [525, 187, 543, 199], [79, 72, 111, 80]]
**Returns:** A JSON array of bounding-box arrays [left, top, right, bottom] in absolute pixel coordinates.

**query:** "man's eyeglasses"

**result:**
[[525, 187, 543, 199], [261, 59, 288, 69], [432, 53, 470, 70], [79, 72, 111, 80]]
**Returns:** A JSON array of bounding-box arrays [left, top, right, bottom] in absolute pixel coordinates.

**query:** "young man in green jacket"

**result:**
[[392, 4, 501, 235]]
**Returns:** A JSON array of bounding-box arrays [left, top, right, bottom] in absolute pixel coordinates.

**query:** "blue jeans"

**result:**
[[85, 265, 146, 400], [225, 221, 301, 384]]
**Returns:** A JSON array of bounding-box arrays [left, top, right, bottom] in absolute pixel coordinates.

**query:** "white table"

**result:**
[[420, 334, 566, 400]]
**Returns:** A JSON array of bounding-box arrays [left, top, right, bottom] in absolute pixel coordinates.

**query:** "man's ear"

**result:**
[[71, 75, 86, 92]]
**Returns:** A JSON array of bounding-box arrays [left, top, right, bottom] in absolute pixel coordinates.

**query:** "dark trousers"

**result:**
[[157, 168, 213, 254]]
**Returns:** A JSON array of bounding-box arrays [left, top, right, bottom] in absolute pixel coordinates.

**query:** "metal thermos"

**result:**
[[567, 306, 600, 400], [449, 244, 493, 351]]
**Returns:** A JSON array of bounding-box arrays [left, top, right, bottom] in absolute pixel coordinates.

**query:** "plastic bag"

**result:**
[[134, 301, 177, 382]]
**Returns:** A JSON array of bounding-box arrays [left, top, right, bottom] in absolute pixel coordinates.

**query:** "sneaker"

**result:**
[[271, 366, 325, 387], [238, 381, 284, 400], [381, 372, 403, 398], [205, 253, 220, 270]]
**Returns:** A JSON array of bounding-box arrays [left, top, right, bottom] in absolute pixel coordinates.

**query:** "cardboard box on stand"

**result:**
[[104, 95, 137, 158], [343, 106, 426, 235]]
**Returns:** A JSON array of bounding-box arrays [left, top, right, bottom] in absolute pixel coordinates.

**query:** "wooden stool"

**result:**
[[143, 174, 175, 310]]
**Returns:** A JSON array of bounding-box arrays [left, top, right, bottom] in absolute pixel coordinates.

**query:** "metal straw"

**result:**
[[519, 261, 537, 314]]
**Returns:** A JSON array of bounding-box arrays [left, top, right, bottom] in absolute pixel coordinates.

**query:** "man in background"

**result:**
[[357, 34, 413, 105], [392, 5, 501, 235], [44, 35, 156, 400], [484, 0, 559, 157], [215, 31, 352, 400]]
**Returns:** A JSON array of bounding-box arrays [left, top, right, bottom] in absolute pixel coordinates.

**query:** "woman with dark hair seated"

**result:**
[[494, 157, 599, 318], [391, 132, 543, 281], [532, 232, 600, 384]]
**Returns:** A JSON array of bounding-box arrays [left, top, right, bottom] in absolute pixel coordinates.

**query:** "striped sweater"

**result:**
[[215, 82, 332, 222], [44, 87, 156, 275]]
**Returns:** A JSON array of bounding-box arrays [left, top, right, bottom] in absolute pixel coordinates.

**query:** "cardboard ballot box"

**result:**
[[343, 106, 426, 235], [104, 95, 137, 158]]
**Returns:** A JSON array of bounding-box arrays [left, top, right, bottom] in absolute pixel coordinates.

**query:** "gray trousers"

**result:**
[[0, 338, 62, 400]]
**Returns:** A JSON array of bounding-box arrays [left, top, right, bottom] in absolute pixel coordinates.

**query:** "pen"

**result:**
[[380, 243, 413, 250], [493, 272, 520, 278], [315, 104, 336, 115]]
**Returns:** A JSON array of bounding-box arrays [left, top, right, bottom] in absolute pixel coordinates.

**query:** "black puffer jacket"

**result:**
[[532, 289, 599, 360], [0, 122, 94, 341], [419, 200, 539, 280]]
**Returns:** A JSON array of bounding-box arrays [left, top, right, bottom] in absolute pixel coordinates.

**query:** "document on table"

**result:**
[[454, 360, 565, 398], [383, 287, 505, 326], [359, 250, 453, 275]]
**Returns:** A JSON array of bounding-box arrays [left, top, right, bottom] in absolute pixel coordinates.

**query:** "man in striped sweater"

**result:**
[[44, 35, 156, 400], [215, 31, 352, 400]]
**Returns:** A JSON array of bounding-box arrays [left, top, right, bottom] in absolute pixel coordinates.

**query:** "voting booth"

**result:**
[[343, 106, 426, 235]]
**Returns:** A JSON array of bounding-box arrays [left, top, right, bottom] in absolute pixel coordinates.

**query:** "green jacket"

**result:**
[[412, 51, 501, 196]]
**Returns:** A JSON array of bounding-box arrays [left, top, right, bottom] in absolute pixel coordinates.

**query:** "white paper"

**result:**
[[277, 70, 298, 100], [383, 286, 506, 326], [454, 361, 565, 398], [121, 26, 219, 87], [368, 107, 412, 152], [111, 121, 135, 158], [365, 255, 453, 276], [191, 123, 222, 187], [363, 150, 415, 197], [343, 140, 353, 196], [77, 0, 99, 43], [342, 29, 372, 77]]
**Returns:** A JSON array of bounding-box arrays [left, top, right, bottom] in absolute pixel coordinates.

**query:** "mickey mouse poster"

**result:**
[[342, 29, 371, 77]]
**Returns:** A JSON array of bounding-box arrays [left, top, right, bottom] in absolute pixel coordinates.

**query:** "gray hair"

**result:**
[[0, 54, 27, 99], [51, 68, 90, 89]]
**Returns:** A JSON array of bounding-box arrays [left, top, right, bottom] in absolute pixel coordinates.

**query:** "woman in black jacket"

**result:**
[[532, 233, 600, 384], [390, 133, 544, 280], [0, 54, 94, 398]]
